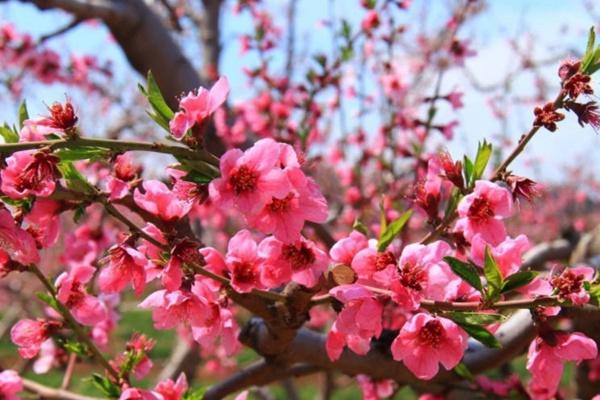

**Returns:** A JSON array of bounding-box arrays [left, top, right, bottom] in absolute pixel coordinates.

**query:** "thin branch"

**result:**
[[23, 378, 104, 400], [203, 360, 320, 400], [61, 353, 77, 390], [39, 18, 84, 43]]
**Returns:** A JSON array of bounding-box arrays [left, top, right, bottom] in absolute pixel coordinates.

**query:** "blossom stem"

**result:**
[[0, 136, 220, 167], [27, 264, 122, 382]]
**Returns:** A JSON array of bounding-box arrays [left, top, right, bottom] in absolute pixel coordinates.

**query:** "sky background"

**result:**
[[1, 0, 599, 184]]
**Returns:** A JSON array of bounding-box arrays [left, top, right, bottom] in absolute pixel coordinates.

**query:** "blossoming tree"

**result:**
[[1, 0, 600, 399]]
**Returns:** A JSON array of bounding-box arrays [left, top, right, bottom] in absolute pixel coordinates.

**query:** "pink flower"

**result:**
[[457, 180, 513, 245], [247, 166, 328, 243], [33, 339, 61, 374], [391, 313, 468, 380], [326, 284, 383, 361], [169, 76, 229, 139], [154, 373, 188, 400], [11, 319, 57, 359], [134, 180, 194, 221], [258, 236, 329, 288], [107, 153, 139, 201], [0, 150, 59, 199], [23, 199, 60, 248], [446, 91, 464, 110], [330, 231, 369, 266], [224, 230, 264, 293], [209, 139, 291, 215], [0, 208, 40, 265], [139, 288, 217, 330], [527, 332, 597, 399], [351, 247, 398, 288], [356, 375, 395, 400], [120, 388, 162, 400], [161, 239, 203, 291], [55, 265, 108, 326], [0, 370, 23, 400], [99, 243, 148, 295], [471, 234, 530, 278]]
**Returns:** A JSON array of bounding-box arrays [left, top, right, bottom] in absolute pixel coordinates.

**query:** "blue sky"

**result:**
[[1, 0, 599, 183]]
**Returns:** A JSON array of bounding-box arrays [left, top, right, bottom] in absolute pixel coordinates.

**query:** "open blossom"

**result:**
[[10, 319, 59, 359], [56, 265, 107, 326], [0, 370, 23, 400], [169, 76, 229, 139], [139, 288, 217, 330], [326, 284, 383, 361], [356, 375, 395, 400], [330, 231, 369, 266], [120, 388, 162, 400], [154, 373, 188, 400], [99, 243, 148, 296], [351, 245, 397, 288], [471, 234, 530, 278], [258, 236, 329, 288], [527, 332, 597, 399], [1, 150, 59, 199], [209, 138, 291, 215], [391, 313, 468, 380], [457, 180, 513, 245], [224, 230, 265, 292], [0, 208, 40, 265], [247, 166, 328, 243], [134, 180, 194, 222]]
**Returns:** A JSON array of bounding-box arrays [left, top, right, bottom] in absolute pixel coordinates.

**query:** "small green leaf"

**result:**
[[91, 374, 121, 398], [445, 311, 506, 325], [444, 256, 482, 291], [0, 123, 19, 143], [341, 19, 352, 40], [377, 209, 412, 252], [36, 292, 59, 311], [57, 161, 94, 194], [183, 387, 208, 400], [340, 46, 354, 61], [458, 322, 501, 348], [484, 247, 503, 301], [472, 140, 492, 182], [18, 100, 29, 129], [140, 71, 175, 132], [352, 219, 369, 236], [443, 188, 462, 217], [454, 362, 474, 381], [582, 27, 597, 73], [588, 283, 600, 306], [62, 339, 88, 356], [501, 271, 538, 293], [463, 156, 474, 187]]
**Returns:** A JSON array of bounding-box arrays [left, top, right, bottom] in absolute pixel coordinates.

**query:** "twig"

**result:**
[[39, 18, 84, 43], [23, 377, 104, 400], [61, 353, 77, 390]]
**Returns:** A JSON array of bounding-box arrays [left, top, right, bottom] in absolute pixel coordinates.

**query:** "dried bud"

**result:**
[[412, 182, 441, 223], [505, 174, 540, 202], [438, 151, 464, 189], [533, 102, 565, 132], [564, 100, 600, 130], [563, 72, 593, 99], [558, 59, 581, 82]]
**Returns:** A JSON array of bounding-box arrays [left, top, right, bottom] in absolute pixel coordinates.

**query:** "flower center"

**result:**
[[65, 282, 85, 308], [267, 193, 294, 213], [282, 243, 315, 271], [15, 152, 59, 192], [232, 261, 257, 283], [229, 165, 259, 194], [551, 269, 584, 299], [399, 262, 426, 291], [418, 320, 445, 348], [467, 196, 494, 223], [374, 251, 396, 271]]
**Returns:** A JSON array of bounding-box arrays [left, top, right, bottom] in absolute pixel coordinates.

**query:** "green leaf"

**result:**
[[472, 140, 492, 182], [458, 322, 501, 348], [91, 374, 121, 398], [341, 46, 354, 62], [57, 161, 94, 194], [454, 362, 474, 381], [501, 271, 538, 293], [484, 247, 503, 301], [18, 100, 29, 129], [445, 311, 506, 325], [63, 340, 88, 356], [183, 387, 208, 400], [55, 147, 110, 162], [443, 188, 462, 218], [140, 71, 175, 132], [0, 123, 19, 143], [582, 27, 597, 72], [352, 219, 369, 236], [341, 19, 352, 40], [377, 209, 412, 252], [444, 256, 482, 291], [463, 156, 474, 187], [588, 283, 600, 306], [36, 292, 59, 311]]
